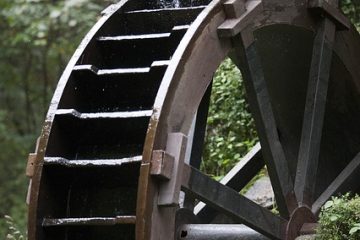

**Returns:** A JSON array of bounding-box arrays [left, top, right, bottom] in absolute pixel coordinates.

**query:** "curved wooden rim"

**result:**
[[137, 1, 360, 239], [27, 0, 360, 239], [137, 1, 230, 239]]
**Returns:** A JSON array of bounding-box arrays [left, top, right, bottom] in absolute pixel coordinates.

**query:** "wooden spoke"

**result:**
[[231, 32, 296, 218], [312, 152, 360, 215], [182, 164, 287, 240], [195, 143, 264, 222], [184, 83, 212, 209], [188, 83, 213, 170], [42, 216, 136, 227], [294, 18, 337, 206], [219, 143, 264, 191]]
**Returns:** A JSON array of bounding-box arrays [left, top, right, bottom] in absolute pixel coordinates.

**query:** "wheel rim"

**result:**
[[137, 0, 360, 239]]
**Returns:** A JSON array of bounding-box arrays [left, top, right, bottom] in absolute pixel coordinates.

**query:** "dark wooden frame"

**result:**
[[27, 0, 360, 239]]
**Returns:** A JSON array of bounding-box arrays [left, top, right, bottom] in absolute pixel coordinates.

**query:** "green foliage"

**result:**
[[0, 0, 114, 125], [316, 194, 360, 240], [0, 110, 31, 237], [202, 59, 258, 177], [341, 0, 360, 31], [4, 215, 25, 240]]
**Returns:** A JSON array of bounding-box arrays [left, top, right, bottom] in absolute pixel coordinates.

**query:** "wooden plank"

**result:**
[[43, 156, 142, 167], [56, 109, 152, 119], [73, 65, 150, 74], [312, 152, 360, 214], [223, 0, 246, 18], [231, 34, 296, 218], [219, 142, 263, 188], [182, 164, 287, 239], [158, 133, 188, 206], [308, 0, 351, 30], [125, 6, 206, 14], [294, 18, 336, 206], [42, 216, 136, 227], [188, 83, 213, 169], [217, 0, 263, 37], [150, 150, 175, 180], [26, 154, 37, 178], [98, 32, 171, 41], [73, 60, 169, 76], [97, 25, 189, 41], [183, 84, 212, 209]]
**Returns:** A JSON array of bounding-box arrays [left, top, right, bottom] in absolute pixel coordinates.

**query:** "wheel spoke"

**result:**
[[312, 151, 360, 215], [219, 143, 263, 189], [231, 32, 296, 218], [182, 164, 287, 239], [195, 143, 264, 222], [189, 83, 213, 169], [184, 83, 212, 209], [294, 18, 336, 206]]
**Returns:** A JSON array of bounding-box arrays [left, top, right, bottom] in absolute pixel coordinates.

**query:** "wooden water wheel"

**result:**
[[26, 0, 360, 239]]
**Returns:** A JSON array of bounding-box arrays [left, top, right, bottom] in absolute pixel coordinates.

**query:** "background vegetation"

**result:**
[[316, 194, 360, 240], [202, 59, 257, 178], [0, 0, 359, 239]]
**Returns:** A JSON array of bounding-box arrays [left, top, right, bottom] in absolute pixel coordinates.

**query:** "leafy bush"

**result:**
[[0, 111, 31, 238], [341, 0, 360, 30], [316, 194, 360, 240], [202, 59, 258, 177], [4, 215, 25, 240]]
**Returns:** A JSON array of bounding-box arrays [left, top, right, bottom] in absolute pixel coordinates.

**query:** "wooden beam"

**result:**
[[294, 18, 336, 206], [231, 32, 296, 218], [182, 164, 287, 240], [183, 83, 212, 209], [158, 133, 188, 206], [188, 83, 213, 170], [219, 143, 263, 189], [308, 0, 351, 30], [195, 143, 264, 222], [218, 0, 263, 37], [312, 152, 360, 215], [42, 216, 136, 227], [150, 151, 175, 180], [223, 0, 246, 18]]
